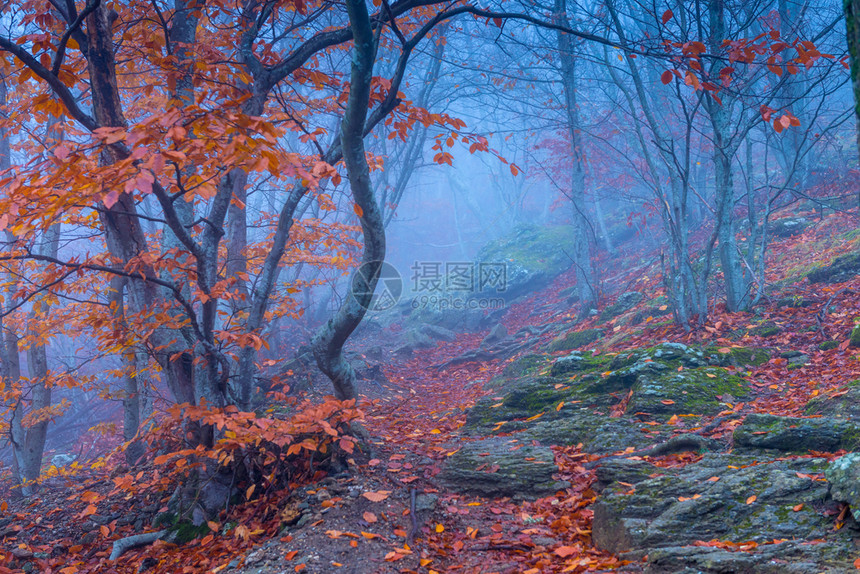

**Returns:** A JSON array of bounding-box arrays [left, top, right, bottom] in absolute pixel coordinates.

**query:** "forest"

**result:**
[[0, 0, 858, 572]]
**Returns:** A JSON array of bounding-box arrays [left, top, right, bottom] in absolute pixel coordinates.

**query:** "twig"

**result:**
[[406, 488, 419, 544]]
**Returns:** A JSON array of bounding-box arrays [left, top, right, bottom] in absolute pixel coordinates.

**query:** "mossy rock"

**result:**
[[502, 354, 548, 378], [706, 346, 770, 367], [476, 225, 576, 300], [826, 453, 860, 521], [851, 324, 860, 347], [464, 377, 601, 431], [549, 351, 612, 377], [733, 413, 860, 453], [599, 291, 644, 321], [440, 437, 568, 499], [525, 413, 661, 454], [547, 328, 603, 352], [805, 380, 860, 419], [593, 453, 833, 555], [749, 322, 781, 338], [808, 251, 860, 284], [819, 340, 839, 351], [626, 367, 748, 417], [776, 295, 813, 308], [767, 216, 809, 238]]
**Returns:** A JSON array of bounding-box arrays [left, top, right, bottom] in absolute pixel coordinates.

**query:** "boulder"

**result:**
[[525, 413, 659, 454], [768, 216, 809, 238], [593, 454, 833, 554], [481, 323, 508, 347], [599, 291, 644, 321], [439, 437, 568, 499], [547, 329, 603, 352], [805, 380, 860, 419], [420, 324, 458, 342], [808, 251, 860, 284], [733, 414, 860, 453], [626, 367, 748, 417], [475, 225, 576, 301], [645, 539, 857, 573], [825, 453, 860, 521]]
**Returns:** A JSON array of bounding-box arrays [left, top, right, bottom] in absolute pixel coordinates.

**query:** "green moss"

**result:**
[[547, 329, 603, 352], [722, 347, 770, 366], [502, 354, 548, 377], [172, 521, 211, 544], [851, 323, 860, 348], [819, 340, 839, 351], [750, 322, 781, 338]]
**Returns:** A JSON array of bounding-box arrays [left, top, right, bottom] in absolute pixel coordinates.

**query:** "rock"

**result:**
[[805, 380, 860, 419], [808, 251, 860, 284], [819, 340, 839, 351], [644, 539, 857, 573], [525, 413, 660, 454], [593, 454, 834, 555], [826, 453, 860, 521], [750, 322, 782, 337], [547, 329, 603, 352], [734, 414, 860, 453], [414, 494, 438, 513], [626, 366, 748, 417], [549, 351, 610, 377], [851, 323, 860, 348], [599, 291, 644, 321], [481, 323, 508, 347], [768, 216, 809, 238], [51, 453, 76, 467], [421, 324, 458, 342], [502, 354, 548, 378], [594, 459, 658, 493], [779, 351, 809, 368], [475, 225, 576, 301], [440, 437, 568, 499]]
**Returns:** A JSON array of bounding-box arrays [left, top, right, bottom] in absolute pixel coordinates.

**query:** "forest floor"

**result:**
[[2, 207, 860, 573]]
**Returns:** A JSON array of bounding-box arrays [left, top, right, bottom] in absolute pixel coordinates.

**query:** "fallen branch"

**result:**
[[109, 530, 167, 561]]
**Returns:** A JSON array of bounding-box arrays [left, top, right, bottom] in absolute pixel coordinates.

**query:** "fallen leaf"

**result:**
[[746, 495, 757, 504], [361, 490, 391, 502], [554, 545, 578, 557], [363, 511, 378, 523]]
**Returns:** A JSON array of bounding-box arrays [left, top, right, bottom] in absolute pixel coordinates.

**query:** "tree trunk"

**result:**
[[708, 0, 751, 312], [846, 0, 860, 170], [312, 0, 384, 401], [554, 0, 596, 313]]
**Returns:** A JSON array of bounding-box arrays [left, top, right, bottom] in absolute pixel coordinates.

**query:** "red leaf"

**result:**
[[661, 70, 674, 84], [662, 9, 673, 24]]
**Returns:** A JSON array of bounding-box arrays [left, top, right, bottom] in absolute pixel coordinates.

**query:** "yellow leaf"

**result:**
[[430, 429, 441, 434], [435, 523, 444, 533]]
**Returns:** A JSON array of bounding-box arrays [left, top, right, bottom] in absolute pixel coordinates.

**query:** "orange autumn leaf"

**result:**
[[554, 546, 578, 557], [361, 490, 391, 502], [363, 511, 378, 523], [746, 495, 757, 504]]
